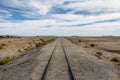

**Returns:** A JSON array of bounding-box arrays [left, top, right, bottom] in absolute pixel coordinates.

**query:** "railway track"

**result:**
[[40, 40, 75, 80], [40, 43, 57, 80], [61, 40, 75, 80]]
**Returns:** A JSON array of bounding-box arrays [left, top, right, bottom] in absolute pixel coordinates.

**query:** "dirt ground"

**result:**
[[0, 36, 54, 60], [0, 38, 119, 80], [63, 38, 120, 80], [67, 36, 120, 53], [66, 36, 120, 66]]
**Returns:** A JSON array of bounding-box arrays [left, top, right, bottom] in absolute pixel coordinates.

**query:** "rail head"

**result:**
[[40, 43, 57, 80], [61, 40, 76, 80]]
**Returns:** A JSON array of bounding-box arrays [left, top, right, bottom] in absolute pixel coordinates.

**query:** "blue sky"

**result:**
[[0, 0, 120, 36]]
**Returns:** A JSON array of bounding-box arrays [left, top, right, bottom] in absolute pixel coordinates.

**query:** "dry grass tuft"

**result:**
[[95, 51, 103, 59], [1, 43, 7, 46], [0, 57, 11, 65], [111, 57, 120, 63], [90, 44, 95, 47], [83, 45, 88, 48], [0, 46, 2, 49], [96, 51, 103, 56]]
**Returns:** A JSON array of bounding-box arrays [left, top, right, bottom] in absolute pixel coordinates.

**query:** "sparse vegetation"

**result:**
[[0, 57, 11, 65], [35, 38, 55, 48], [78, 39, 82, 42], [95, 51, 103, 59], [96, 51, 103, 56], [40, 38, 44, 42], [1, 43, 7, 46], [0, 43, 7, 49], [35, 42, 41, 47], [0, 46, 2, 49], [90, 44, 95, 47], [18, 49, 22, 53], [111, 57, 120, 66], [0, 37, 55, 65], [83, 45, 88, 48], [0, 43, 7, 50], [24, 46, 33, 51], [117, 63, 120, 66], [67, 38, 74, 43], [33, 40, 35, 43], [35, 42, 45, 47], [111, 57, 120, 63], [24, 48, 29, 51]]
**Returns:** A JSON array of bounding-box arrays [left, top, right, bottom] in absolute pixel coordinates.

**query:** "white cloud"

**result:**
[[0, 9, 12, 21], [0, 17, 120, 36], [0, 19, 56, 29], [29, 0, 52, 15], [52, 13, 120, 25], [64, 0, 120, 13], [1, 0, 120, 15], [0, 0, 52, 17], [1, 0, 120, 18], [0, 0, 120, 36]]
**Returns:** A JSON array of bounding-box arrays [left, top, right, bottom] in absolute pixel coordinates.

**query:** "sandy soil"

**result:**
[[67, 36, 120, 66], [0, 36, 54, 60], [0, 39, 57, 80], [69, 37, 120, 53]]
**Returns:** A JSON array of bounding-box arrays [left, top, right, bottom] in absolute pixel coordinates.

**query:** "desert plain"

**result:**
[[0, 36, 120, 80]]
